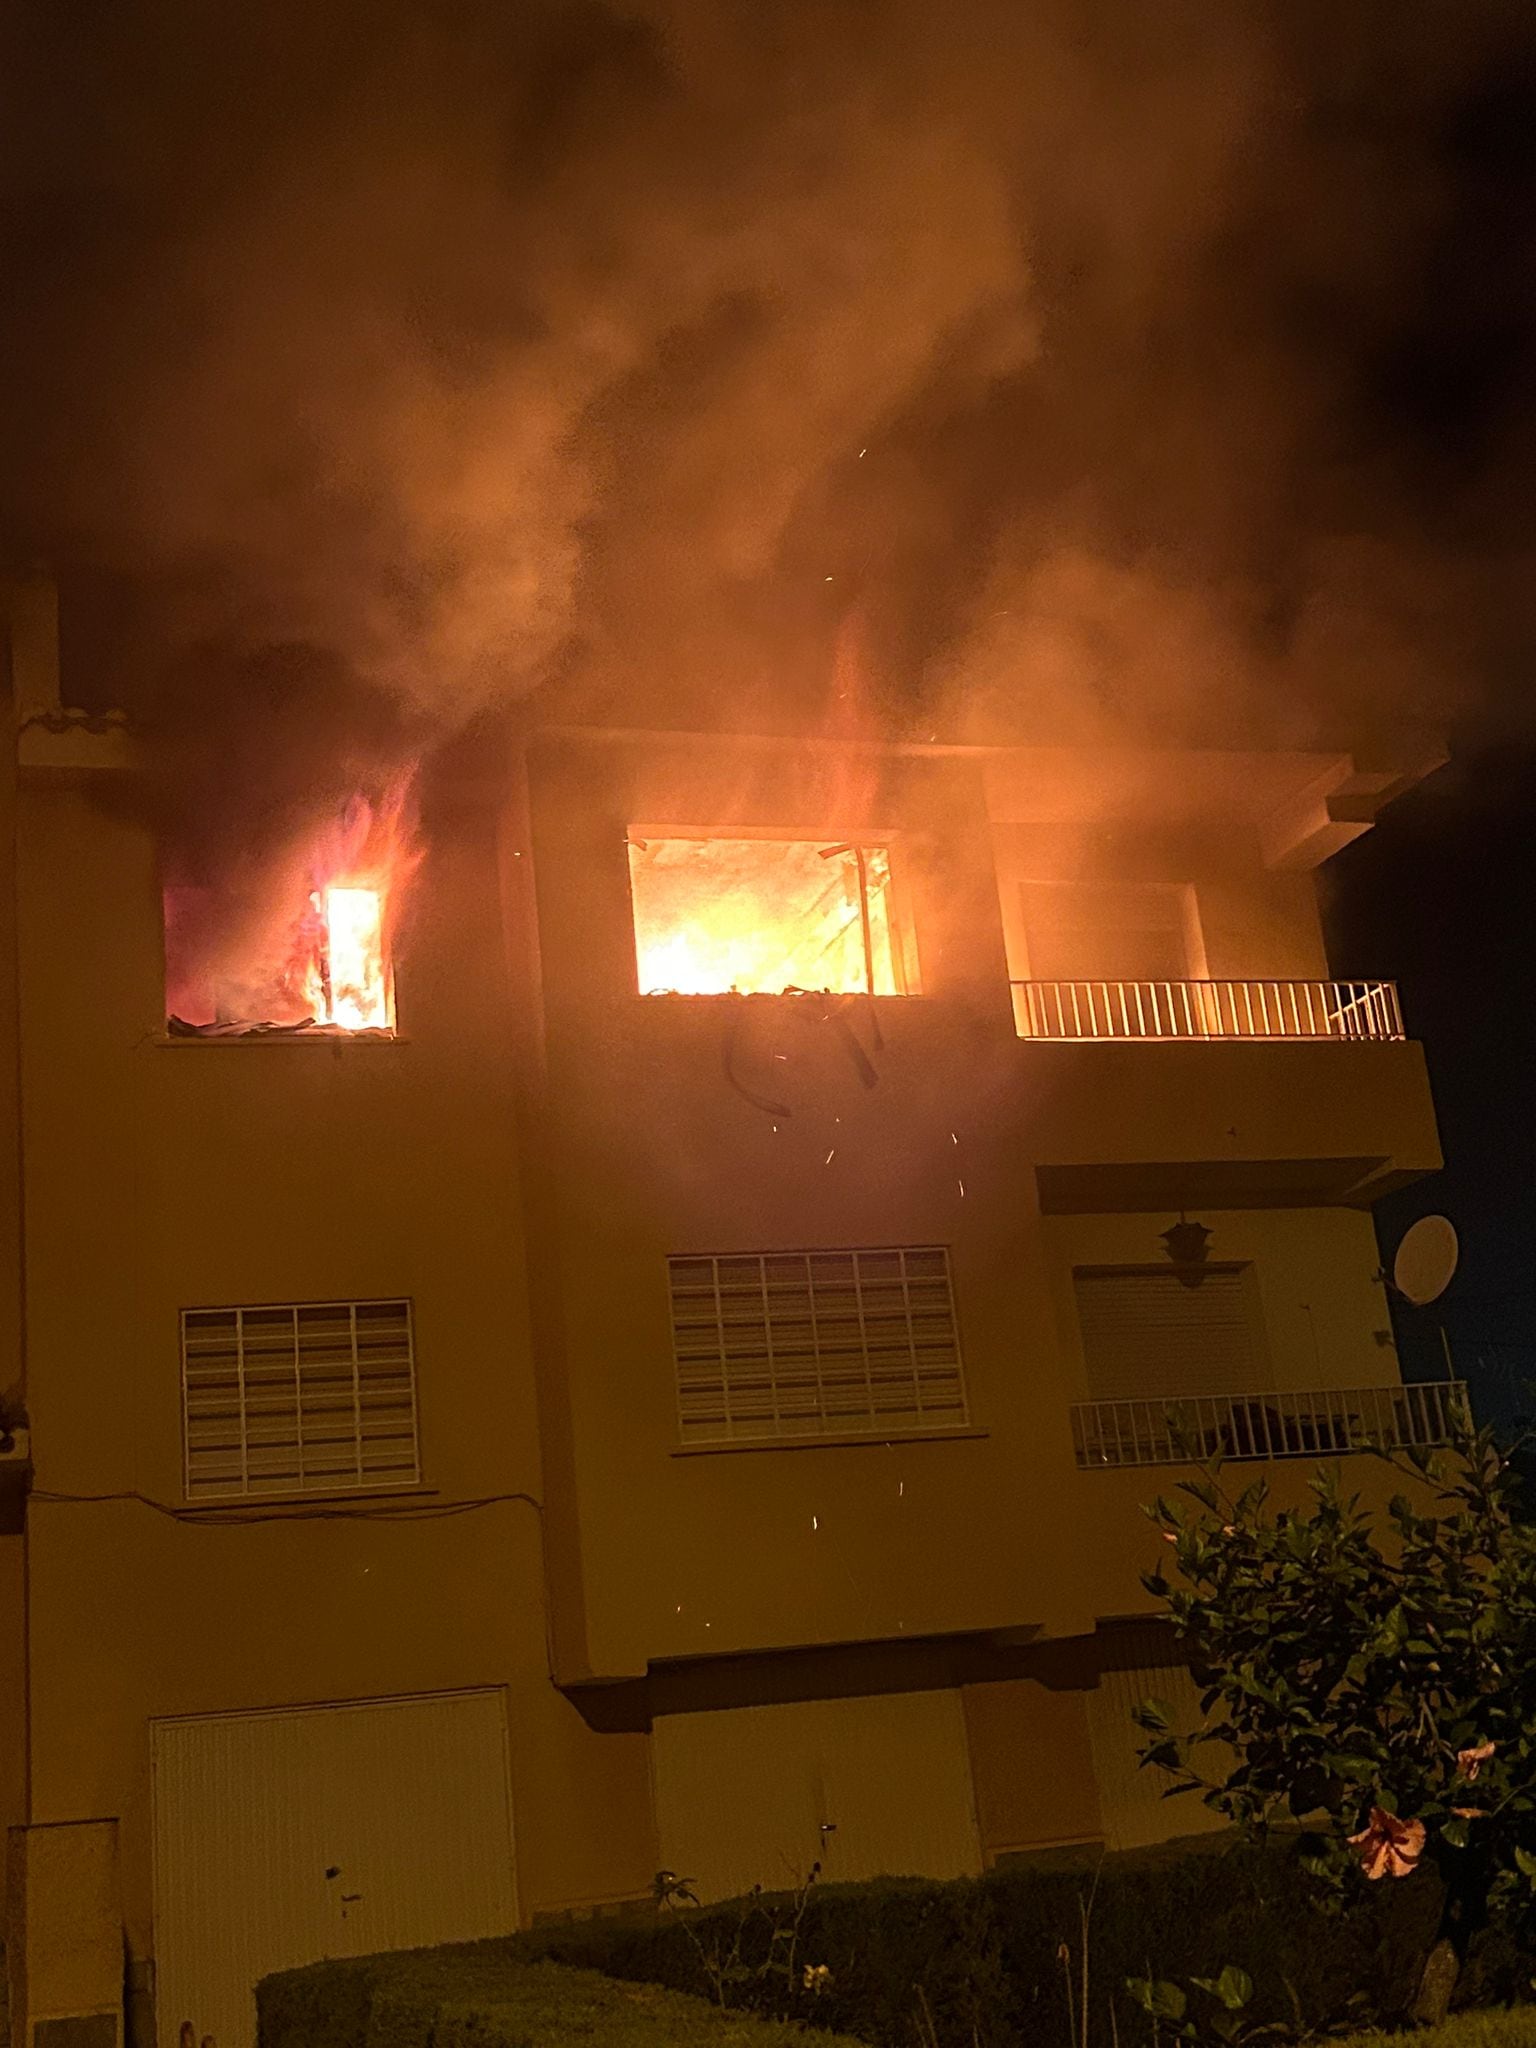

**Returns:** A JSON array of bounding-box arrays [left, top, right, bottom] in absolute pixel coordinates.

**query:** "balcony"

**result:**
[[1013, 973, 1435, 1210], [1012, 978, 1403, 1043], [1071, 1379, 1466, 1470]]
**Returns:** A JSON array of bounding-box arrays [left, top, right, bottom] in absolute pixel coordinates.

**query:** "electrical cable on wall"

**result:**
[[29, 1488, 544, 1525]]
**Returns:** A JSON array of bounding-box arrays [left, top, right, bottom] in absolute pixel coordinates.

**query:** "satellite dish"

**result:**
[[1393, 1215, 1460, 1307]]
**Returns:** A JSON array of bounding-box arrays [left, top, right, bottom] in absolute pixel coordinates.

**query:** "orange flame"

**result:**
[[308, 885, 389, 1030], [629, 837, 912, 996], [165, 782, 418, 1035]]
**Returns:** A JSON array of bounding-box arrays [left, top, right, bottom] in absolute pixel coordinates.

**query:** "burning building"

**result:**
[[0, 575, 1452, 2046]]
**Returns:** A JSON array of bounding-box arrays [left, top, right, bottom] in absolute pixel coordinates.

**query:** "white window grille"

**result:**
[[181, 1298, 420, 1500], [668, 1246, 968, 1446]]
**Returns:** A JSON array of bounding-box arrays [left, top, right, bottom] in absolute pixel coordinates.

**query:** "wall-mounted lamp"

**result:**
[[1161, 1215, 1212, 1289]]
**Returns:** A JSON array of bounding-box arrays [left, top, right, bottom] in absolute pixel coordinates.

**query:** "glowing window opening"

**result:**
[[318, 886, 391, 1031], [163, 880, 398, 1039], [627, 835, 918, 997]]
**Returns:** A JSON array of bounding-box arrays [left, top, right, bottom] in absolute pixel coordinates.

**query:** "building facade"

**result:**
[[1, 577, 1451, 2048]]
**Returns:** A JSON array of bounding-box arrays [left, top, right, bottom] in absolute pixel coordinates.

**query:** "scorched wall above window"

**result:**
[[626, 834, 919, 998]]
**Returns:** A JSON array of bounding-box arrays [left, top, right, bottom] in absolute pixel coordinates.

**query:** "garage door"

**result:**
[[151, 1689, 517, 2048], [653, 1689, 982, 1903], [1086, 1629, 1229, 1852]]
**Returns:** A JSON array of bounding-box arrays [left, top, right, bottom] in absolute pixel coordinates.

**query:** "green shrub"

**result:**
[[260, 1838, 1529, 2048], [257, 1950, 867, 2048], [1139, 1426, 1536, 2006], [531, 1837, 1451, 2048]]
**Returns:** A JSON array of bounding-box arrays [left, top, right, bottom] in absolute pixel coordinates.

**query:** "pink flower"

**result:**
[[1162, 1529, 1178, 1544], [1452, 1808, 1484, 1821], [1457, 1741, 1495, 1781], [1349, 1807, 1426, 1880], [1222, 1524, 1238, 1537]]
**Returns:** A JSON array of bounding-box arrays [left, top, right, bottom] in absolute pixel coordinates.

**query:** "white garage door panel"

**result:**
[[654, 1690, 982, 1904], [152, 1690, 517, 2048]]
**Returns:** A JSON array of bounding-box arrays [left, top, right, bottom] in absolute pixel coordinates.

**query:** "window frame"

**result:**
[[625, 826, 923, 999], [179, 1295, 422, 1503], [1013, 879, 1203, 985], [1069, 1260, 1270, 1403], [666, 1244, 971, 1451]]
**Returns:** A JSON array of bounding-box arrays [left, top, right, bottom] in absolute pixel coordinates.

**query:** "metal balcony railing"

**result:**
[[1012, 978, 1404, 1043], [1071, 1379, 1467, 1469]]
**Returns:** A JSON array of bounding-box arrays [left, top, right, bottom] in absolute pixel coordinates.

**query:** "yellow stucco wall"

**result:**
[[523, 734, 1441, 1681], [12, 778, 657, 1945], [4, 702, 1446, 1965]]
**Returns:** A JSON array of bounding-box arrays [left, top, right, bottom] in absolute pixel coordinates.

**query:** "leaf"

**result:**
[[1515, 1847, 1536, 1882], [1127, 1979, 1188, 2022], [1214, 1966, 1254, 2012], [1134, 1696, 1176, 1733], [1298, 1833, 1342, 1883], [1327, 1754, 1378, 1782]]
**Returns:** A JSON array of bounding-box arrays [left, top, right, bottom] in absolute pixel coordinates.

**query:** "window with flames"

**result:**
[[162, 790, 414, 1039], [628, 836, 920, 997]]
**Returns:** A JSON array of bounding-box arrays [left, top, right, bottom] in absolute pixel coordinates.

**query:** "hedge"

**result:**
[[256, 1950, 869, 2048], [530, 1836, 1462, 2047], [261, 1836, 1536, 2048]]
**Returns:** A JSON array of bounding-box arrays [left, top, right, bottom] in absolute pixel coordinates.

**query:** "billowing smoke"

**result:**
[[3, 0, 1534, 773]]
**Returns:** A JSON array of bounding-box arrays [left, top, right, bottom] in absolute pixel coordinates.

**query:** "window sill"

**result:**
[[155, 1032, 408, 1048], [178, 1481, 438, 1513], [633, 992, 925, 1003], [671, 1425, 987, 1458]]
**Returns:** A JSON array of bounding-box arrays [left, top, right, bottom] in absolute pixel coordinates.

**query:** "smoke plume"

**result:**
[[3, 0, 1534, 765]]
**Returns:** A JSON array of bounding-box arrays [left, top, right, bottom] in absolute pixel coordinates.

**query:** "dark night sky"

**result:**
[[1329, 740, 1536, 1421], [1324, 31, 1536, 1421], [1335, 737, 1536, 1425]]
